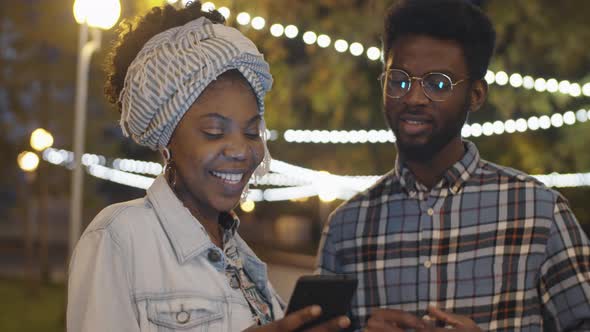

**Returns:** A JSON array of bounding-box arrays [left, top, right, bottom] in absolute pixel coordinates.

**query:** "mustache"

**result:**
[[397, 107, 434, 121]]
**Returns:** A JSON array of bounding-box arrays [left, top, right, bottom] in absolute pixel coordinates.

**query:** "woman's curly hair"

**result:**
[[104, 1, 225, 113]]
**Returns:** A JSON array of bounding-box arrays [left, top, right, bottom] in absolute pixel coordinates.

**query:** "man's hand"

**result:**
[[364, 308, 427, 331], [364, 307, 481, 332], [244, 305, 351, 332], [419, 306, 481, 331]]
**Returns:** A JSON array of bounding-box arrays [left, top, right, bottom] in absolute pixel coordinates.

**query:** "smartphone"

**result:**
[[286, 275, 357, 330]]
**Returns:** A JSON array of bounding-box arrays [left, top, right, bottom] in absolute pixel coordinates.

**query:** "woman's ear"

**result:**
[[469, 79, 488, 113]]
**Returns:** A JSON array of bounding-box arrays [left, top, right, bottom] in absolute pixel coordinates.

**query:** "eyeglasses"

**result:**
[[379, 69, 467, 102]]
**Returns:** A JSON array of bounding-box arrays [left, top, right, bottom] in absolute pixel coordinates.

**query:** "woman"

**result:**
[[66, 2, 350, 332]]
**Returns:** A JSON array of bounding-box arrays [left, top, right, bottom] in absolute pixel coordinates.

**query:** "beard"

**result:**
[[390, 97, 471, 163]]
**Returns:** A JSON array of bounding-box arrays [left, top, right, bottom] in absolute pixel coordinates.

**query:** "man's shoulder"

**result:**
[[477, 159, 562, 202], [328, 171, 400, 225]]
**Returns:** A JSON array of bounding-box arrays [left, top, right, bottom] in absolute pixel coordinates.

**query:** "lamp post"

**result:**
[[30, 128, 54, 282], [17, 151, 40, 293], [69, 0, 121, 257]]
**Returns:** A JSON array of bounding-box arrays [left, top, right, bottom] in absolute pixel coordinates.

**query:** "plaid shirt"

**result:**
[[317, 141, 590, 331]]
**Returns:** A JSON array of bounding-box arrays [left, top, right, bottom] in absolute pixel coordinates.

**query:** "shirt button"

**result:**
[[176, 310, 190, 324], [207, 249, 221, 263], [427, 208, 434, 216], [424, 260, 432, 268]]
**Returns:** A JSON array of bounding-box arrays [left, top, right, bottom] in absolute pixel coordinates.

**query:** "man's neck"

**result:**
[[400, 137, 466, 189]]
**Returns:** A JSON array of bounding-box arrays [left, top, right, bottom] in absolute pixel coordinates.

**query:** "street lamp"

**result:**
[[29, 128, 54, 282], [70, 0, 121, 256], [17, 151, 40, 173], [17, 151, 39, 292], [30, 128, 54, 152]]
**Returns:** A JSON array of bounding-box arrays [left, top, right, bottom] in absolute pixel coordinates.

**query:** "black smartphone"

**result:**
[[286, 275, 357, 331]]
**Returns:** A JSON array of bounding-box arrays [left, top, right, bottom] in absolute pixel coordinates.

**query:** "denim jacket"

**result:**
[[67, 175, 284, 331]]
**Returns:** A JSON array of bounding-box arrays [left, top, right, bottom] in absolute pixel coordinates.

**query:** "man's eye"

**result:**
[[390, 80, 409, 89]]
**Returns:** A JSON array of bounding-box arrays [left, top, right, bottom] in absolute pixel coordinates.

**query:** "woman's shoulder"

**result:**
[[83, 197, 158, 238]]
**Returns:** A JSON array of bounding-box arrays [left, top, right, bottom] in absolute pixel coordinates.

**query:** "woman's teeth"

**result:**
[[406, 119, 425, 125], [211, 171, 243, 184]]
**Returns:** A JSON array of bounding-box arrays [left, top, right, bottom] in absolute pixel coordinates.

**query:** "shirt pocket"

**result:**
[[146, 296, 224, 332]]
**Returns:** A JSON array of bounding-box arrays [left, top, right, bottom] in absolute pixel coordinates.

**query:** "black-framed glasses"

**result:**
[[379, 69, 467, 102]]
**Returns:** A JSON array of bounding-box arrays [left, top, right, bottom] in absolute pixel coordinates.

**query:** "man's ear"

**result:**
[[469, 79, 488, 113]]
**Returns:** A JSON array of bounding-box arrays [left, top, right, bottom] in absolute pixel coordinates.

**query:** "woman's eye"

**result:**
[[245, 131, 260, 139], [202, 130, 223, 138]]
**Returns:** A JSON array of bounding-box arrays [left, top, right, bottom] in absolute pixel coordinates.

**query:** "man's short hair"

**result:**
[[383, 0, 496, 80]]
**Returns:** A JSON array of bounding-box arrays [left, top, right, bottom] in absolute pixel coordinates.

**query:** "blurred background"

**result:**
[[1, 0, 589, 330]]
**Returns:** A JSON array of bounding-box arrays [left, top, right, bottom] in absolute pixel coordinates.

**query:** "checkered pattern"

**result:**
[[317, 141, 590, 331]]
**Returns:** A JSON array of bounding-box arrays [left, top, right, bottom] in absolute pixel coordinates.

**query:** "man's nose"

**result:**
[[403, 79, 430, 105]]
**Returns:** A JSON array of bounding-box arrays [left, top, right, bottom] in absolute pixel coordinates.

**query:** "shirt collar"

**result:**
[[146, 175, 239, 264], [394, 140, 481, 194]]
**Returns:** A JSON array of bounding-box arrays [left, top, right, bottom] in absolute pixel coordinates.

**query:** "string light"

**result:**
[[251, 16, 266, 30], [41, 147, 590, 202], [366, 47, 381, 61], [270, 23, 284, 37], [316, 34, 331, 48], [200, 2, 588, 96], [349, 42, 364, 56], [236, 12, 250, 25], [87, 164, 154, 189], [201, 2, 215, 12], [302, 31, 317, 45], [283, 109, 589, 143], [284, 25, 298, 38], [334, 39, 348, 53], [217, 6, 230, 19]]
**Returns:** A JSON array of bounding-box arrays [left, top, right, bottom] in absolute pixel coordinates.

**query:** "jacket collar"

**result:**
[[147, 175, 217, 264]]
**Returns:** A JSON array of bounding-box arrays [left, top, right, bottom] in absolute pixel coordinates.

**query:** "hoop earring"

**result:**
[[162, 147, 176, 189], [240, 183, 250, 203], [162, 147, 171, 162]]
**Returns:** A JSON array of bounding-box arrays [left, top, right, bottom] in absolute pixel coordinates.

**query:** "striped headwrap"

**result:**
[[118, 16, 273, 177]]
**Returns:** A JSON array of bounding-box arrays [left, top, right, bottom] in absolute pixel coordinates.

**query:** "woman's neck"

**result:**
[[167, 176, 224, 248]]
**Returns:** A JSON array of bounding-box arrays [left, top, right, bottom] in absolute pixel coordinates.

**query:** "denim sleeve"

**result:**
[[67, 228, 140, 332], [539, 196, 590, 331]]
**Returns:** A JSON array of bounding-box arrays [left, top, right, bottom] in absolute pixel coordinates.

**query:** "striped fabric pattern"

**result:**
[[118, 17, 273, 151], [317, 141, 590, 331]]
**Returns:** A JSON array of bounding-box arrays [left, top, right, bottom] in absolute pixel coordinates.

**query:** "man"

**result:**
[[316, 0, 590, 331]]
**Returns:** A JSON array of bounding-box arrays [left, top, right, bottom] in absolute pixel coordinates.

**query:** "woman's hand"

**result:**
[[244, 305, 351, 332]]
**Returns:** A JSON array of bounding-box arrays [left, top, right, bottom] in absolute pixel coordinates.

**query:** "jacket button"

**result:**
[[208, 249, 221, 263], [176, 310, 190, 324]]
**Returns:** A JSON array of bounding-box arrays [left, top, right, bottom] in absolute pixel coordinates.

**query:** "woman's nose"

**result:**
[[223, 139, 248, 160]]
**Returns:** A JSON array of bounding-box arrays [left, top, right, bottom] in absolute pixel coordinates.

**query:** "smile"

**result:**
[[404, 119, 427, 125], [210, 171, 244, 184]]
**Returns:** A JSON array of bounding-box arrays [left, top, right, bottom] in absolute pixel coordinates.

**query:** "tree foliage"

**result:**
[[1, 0, 588, 224]]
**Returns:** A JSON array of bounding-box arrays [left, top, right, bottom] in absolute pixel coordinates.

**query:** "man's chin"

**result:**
[[396, 141, 440, 162]]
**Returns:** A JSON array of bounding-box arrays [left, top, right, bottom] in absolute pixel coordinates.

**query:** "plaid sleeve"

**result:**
[[539, 195, 590, 331], [315, 211, 342, 275]]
